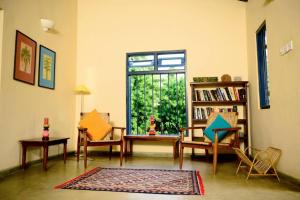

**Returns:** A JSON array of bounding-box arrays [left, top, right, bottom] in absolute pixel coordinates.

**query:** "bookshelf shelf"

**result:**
[[192, 119, 247, 124], [192, 100, 247, 106], [190, 81, 247, 87], [190, 81, 249, 149]]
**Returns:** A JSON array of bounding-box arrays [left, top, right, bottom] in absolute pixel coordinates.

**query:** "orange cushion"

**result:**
[[79, 109, 112, 141]]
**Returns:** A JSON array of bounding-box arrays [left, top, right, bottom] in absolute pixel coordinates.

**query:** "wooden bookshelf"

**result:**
[[190, 81, 249, 149]]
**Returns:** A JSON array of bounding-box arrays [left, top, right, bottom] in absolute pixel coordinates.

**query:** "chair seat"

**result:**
[[87, 139, 121, 146], [181, 141, 211, 146]]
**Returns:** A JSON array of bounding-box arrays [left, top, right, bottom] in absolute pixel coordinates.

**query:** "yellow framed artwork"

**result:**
[[38, 45, 56, 89]]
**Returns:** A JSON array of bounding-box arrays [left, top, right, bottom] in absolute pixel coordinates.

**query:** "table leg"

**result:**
[[173, 142, 176, 159], [129, 140, 133, 155], [63, 141, 67, 164], [21, 144, 27, 169], [43, 144, 49, 170], [124, 138, 127, 156], [176, 140, 179, 158]]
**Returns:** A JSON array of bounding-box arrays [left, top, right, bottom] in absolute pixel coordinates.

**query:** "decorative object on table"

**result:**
[[13, 30, 37, 85], [221, 74, 232, 82], [38, 45, 56, 89], [233, 76, 242, 81], [55, 167, 205, 195], [74, 85, 91, 116], [42, 117, 49, 140], [193, 76, 218, 83], [147, 115, 156, 135]]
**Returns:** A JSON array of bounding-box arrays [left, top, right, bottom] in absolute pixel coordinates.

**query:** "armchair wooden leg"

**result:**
[[76, 145, 80, 162], [84, 143, 87, 169], [77, 136, 80, 162], [120, 142, 123, 166], [109, 145, 112, 160], [179, 146, 184, 170], [213, 145, 218, 175], [191, 148, 195, 158]]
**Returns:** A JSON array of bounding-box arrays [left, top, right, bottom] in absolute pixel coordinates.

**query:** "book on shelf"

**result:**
[[193, 87, 246, 102], [193, 106, 238, 120], [238, 88, 246, 100], [224, 87, 232, 101]]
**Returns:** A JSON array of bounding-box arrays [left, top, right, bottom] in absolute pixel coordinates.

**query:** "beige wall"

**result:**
[[246, 0, 300, 178], [0, 0, 77, 171], [77, 0, 248, 152]]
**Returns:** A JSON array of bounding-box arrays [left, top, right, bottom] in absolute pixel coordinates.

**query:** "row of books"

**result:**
[[193, 87, 246, 102], [193, 106, 238, 120]]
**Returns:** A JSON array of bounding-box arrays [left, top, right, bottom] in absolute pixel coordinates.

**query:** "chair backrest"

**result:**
[[81, 112, 110, 123], [204, 112, 238, 143], [207, 112, 238, 127], [79, 112, 111, 140]]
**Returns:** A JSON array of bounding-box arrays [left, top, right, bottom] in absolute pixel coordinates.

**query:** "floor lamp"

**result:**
[[74, 85, 90, 116], [74, 85, 90, 159]]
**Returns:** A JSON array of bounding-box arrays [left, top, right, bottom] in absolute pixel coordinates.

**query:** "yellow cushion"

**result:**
[[79, 109, 112, 141]]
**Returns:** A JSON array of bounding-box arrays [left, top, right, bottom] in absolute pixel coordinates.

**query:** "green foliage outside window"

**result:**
[[129, 73, 186, 135]]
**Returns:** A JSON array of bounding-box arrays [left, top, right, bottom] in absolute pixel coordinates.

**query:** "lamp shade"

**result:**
[[74, 85, 90, 95]]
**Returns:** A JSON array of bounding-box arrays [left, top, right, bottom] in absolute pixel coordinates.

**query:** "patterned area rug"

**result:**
[[55, 167, 205, 195]]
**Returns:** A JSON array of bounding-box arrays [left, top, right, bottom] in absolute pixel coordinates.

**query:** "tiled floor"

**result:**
[[0, 154, 299, 200]]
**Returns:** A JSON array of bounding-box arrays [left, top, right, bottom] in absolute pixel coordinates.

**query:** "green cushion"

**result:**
[[204, 115, 231, 142]]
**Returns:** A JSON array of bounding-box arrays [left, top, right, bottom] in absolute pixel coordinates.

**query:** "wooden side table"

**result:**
[[19, 137, 69, 171], [123, 135, 180, 159]]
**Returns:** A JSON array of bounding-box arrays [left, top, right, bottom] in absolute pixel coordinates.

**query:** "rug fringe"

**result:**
[[196, 171, 205, 195], [54, 167, 99, 189]]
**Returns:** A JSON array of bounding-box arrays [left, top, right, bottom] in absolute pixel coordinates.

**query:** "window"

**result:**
[[126, 50, 187, 135], [256, 22, 270, 109]]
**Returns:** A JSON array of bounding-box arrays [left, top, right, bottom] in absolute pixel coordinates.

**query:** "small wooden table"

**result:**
[[124, 135, 180, 159], [19, 137, 69, 171]]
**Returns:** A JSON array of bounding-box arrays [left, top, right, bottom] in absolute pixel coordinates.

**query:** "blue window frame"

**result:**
[[126, 50, 188, 135], [256, 22, 270, 109]]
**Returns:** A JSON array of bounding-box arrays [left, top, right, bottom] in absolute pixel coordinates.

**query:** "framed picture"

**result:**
[[13, 30, 37, 85], [38, 45, 56, 89]]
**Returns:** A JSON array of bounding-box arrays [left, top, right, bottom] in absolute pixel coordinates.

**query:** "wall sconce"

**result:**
[[40, 18, 55, 31]]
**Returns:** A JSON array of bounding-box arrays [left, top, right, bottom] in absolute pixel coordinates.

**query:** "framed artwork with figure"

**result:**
[[13, 30, 37, 85], [38, 45, 56, 89]]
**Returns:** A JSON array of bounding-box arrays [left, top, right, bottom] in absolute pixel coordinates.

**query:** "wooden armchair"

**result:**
[[179, 112, 240, 175], [77, 112, 125, 168]]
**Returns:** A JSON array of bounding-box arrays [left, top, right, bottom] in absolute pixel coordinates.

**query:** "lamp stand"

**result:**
[[80, 94, 84, 116]]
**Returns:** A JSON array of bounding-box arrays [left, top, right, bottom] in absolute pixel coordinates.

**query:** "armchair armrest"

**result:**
[[180, 126, 207, 141], [185, 126, 206, 130], [212, 127, 241, 132], [111, 126, 126, 139], [179, 128, 186, 141]]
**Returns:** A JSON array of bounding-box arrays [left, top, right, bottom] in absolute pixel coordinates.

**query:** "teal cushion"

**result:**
[[204, 115, 231, 143]]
